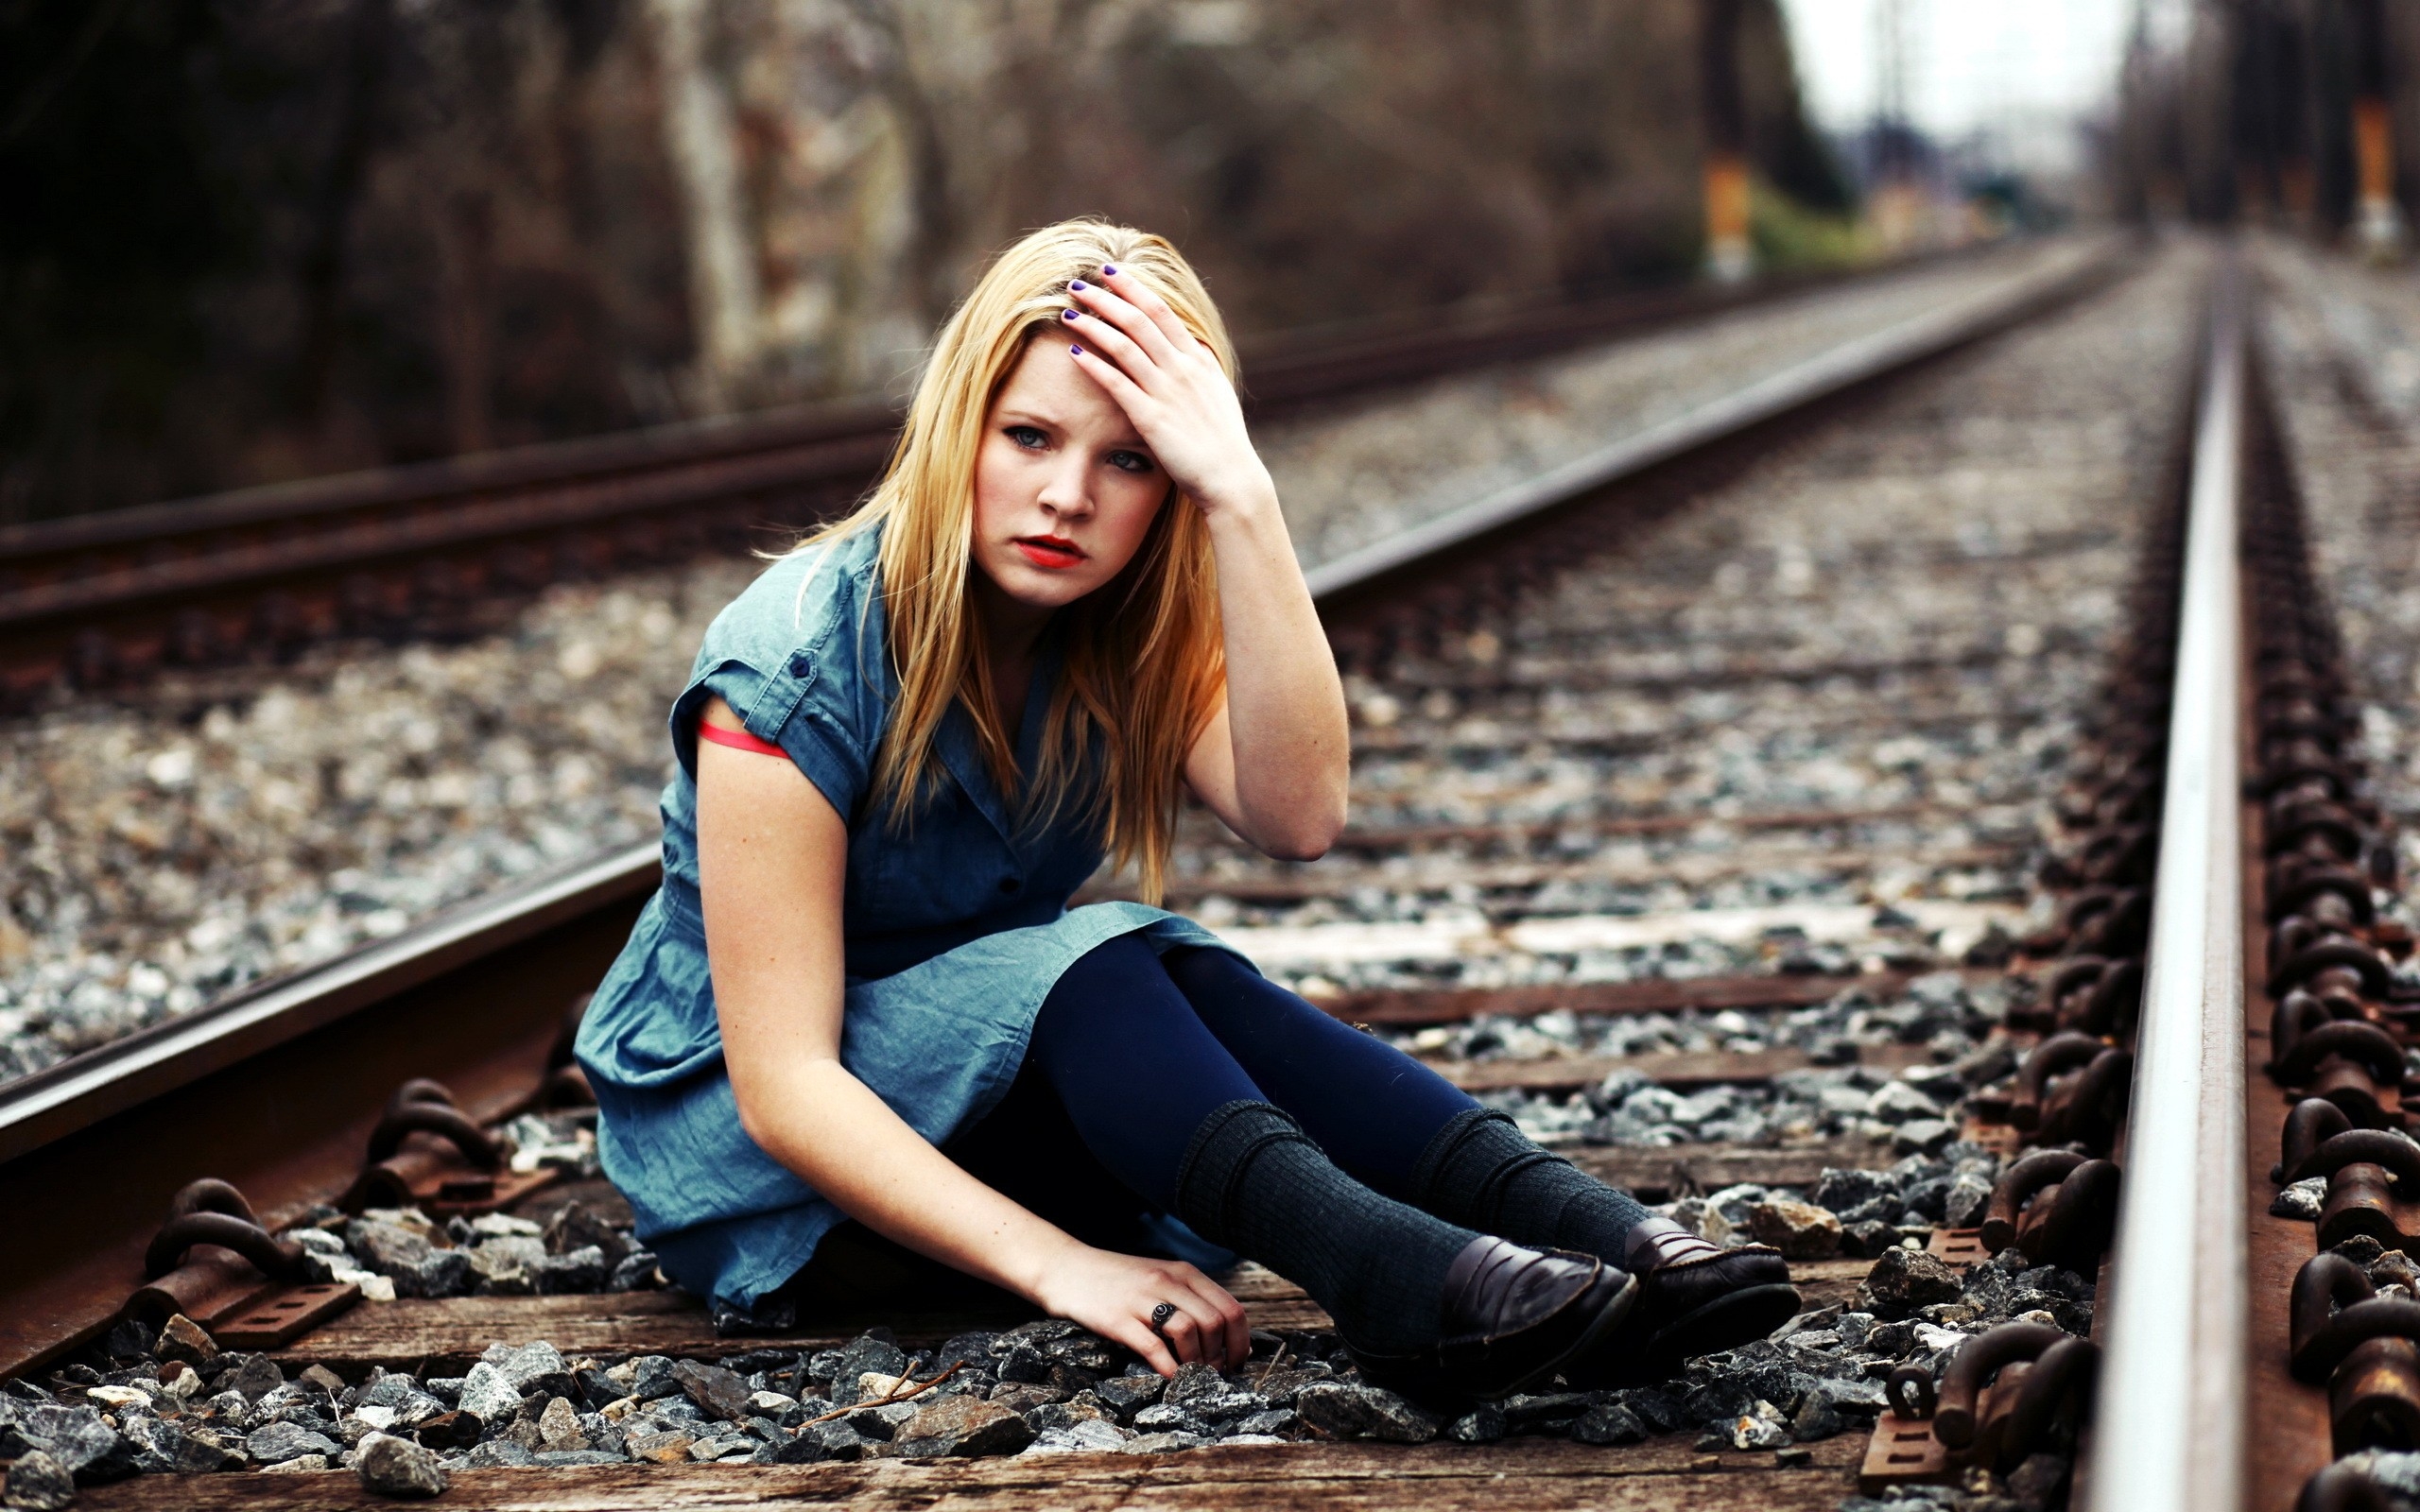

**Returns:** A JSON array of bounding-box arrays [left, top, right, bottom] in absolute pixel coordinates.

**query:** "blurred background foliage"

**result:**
[[0, 0, 1854, 524]]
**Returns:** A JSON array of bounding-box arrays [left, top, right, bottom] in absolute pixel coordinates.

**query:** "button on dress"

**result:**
[[575, 526, 1231, 1315]]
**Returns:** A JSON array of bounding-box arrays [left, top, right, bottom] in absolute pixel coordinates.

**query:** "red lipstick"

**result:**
[[1013, 536, 1085, 569]]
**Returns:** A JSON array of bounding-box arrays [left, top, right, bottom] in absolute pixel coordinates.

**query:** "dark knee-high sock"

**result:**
[[1176, 1101, 1478, 1354], [1411, 1108, 1654, 1262]]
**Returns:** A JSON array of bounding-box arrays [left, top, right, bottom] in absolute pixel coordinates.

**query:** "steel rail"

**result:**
[[0, 249, 1979, 570], [1304, 236, 2116, 601], [0, 239, 2134, 1380], [2084, 257, 2249, 1512]]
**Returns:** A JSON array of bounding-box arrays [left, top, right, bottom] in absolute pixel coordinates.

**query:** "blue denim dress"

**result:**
[[575, 526, 1227, 1315]]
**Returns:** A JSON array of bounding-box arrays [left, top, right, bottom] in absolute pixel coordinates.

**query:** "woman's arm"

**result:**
[[1064, 270, 1350, 860], [1180, 500, 1350, 861], [694, 697, 1246, 1371]]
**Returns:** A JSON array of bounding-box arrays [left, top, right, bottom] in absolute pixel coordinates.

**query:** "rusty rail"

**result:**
[[0, 250, 2013, 706], [2085, 256, 2250, 1512]]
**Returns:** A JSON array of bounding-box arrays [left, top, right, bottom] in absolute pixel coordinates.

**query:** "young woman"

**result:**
[[576, 220, 1798, 1404]]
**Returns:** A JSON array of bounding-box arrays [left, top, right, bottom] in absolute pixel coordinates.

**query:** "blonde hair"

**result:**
[[787, 219, 1233, 902]]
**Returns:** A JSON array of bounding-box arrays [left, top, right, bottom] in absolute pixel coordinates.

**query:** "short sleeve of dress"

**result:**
[[666, 534, 891, 824]]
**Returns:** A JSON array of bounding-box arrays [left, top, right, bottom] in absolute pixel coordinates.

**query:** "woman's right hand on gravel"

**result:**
[[1030, 1244, 1250, 1377]]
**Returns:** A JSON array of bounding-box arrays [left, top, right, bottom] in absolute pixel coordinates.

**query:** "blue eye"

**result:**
[[1006, 425, 1046, 449], [1108, 451, 1154, 474]]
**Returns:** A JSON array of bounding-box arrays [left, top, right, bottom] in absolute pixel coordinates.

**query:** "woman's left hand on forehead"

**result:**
[[1063, 269, 1274, 518]]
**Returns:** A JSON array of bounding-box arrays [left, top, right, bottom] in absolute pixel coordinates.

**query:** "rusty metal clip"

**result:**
[[1979, 1152, 2120, 1272], [122, 1179, 358, 1350], [1858, 1324, 2097, 1492], [2289, 1251, 2420, 1452], [341, 1078, 558, 1215], [2273, 1019, 2407, 1130]]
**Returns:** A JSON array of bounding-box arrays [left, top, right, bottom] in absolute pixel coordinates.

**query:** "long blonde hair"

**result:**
[[788, 219, 1233, 902]]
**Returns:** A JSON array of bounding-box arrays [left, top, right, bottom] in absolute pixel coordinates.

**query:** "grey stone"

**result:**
[[1729, 1398, 1791, 1451], [354, 1433, 449, 1498], [985, 1383, 1067, 1415], [892, 1396, 1034, 1458], [115, 1414, 185, 1474], [483, 1341, 572, 1398], [628, 1356, 681, 1400], [411, 1410, 482, 1450], [533, 1450, 624, 1467], [459, 1438, 538, 1468], [1811, 1167, 1897, 1216], [672, 1360, 753, 1423], [1022, 1419, 1130, 1454], [537, 1396, 586, 1452], [259, 1453, 331, 1473], [155, 1314, 217, 1367], [1, 1451, 75, 1510], [466, 1236, 546, 1294], [222, 1355, 284, 1402], [1789, 1393, 1845, 1441], [769, 1431, 829, 1464], [844, 1400, 919, 1441], [2272, 1177, 2328, 1221], [1747, 1199, 1843, 1260], [343, 1220, 471, 1299], [804, 1420, 867, 1461], [1572, 1403, 1649, 1446], [609, 1250, 664, 1290], [537, 1246, 609, 1295], [17, 1405, 136, 1484], [1095, 1374, 1165, 1418], [622, 1430, 697, 1464], [1129, 1403, 1209, 1436], [686, 1433, 757, 1462], [247, 1420, 342, 1465], [1445, 1405, 1505, 1444], [543, 1200, 635, 1265], [1857, 1246, 1964, 1318], [171, 1424, 248, 1474], [1502, 1392, 1591, 1431], [1943, 1173, 1995, 1229], [1234, 1408, 1296, 1437], [1865, 1081, 1942, 1124], [453, 1363, 520, 1423], [1119, 1431, 1208, 1453], [1893, 1118, 1959, 1157], [1164, 1363, 1260, 1422], [827, 1335, 908, 1408], [1841, 1220, 1901, 1259], [1293, 1383, 1440, 1444]]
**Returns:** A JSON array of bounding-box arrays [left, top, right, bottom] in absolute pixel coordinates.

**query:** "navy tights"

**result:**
[[950, 934, 1478, 1245]]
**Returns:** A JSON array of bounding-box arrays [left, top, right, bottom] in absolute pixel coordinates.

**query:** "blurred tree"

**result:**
[[0, 0, 245, 519], [3, 0, 1850, 522]]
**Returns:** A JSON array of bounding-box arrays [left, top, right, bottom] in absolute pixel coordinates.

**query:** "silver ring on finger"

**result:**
[[1150, 1300, 1179, 1349]]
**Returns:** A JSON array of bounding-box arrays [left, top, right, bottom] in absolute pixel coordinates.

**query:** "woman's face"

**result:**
[[969, 333, 1169, 615]]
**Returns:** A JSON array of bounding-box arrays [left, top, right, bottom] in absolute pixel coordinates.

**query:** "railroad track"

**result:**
[[0, 253, 2002, 713], [0, 232, 2317, 1512]]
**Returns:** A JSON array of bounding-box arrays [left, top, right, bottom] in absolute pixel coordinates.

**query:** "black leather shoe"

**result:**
[[1348, 1236, 1637, 1408], [1570, 1217, 1802, 1385]]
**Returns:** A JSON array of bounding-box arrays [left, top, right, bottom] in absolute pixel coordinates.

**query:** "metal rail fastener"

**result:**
[[2084, 258, 2250, 1512]]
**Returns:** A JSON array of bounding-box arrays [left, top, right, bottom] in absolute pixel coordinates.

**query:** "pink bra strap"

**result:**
[[697, 722, 787, 758]]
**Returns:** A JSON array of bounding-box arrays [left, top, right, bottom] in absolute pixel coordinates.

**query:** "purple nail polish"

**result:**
[[1068, 344, 1083, 356], [1068, 279, 1087, 291], [1062, 309, 1078, 321], [1100, 265, 1117, 276]]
